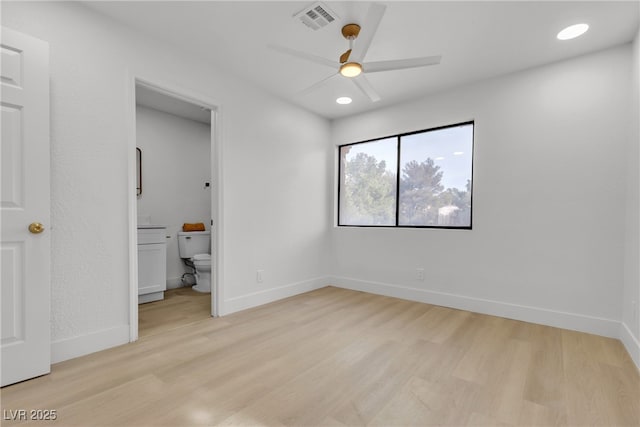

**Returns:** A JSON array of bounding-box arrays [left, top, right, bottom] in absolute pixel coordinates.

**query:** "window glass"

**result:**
[[339, 137, 397, 226], [399, 124, 473, 227]]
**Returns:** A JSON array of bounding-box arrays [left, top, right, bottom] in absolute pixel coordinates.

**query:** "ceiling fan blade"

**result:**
[[299, 73, 339, 95], [363, 56, 442, 73], [350, 3, 387, 63], [352, 74, 381, 102], [268, 44, 339, 69]]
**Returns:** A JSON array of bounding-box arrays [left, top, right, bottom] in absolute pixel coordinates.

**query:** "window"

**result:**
[[338, 121, 474, 228]]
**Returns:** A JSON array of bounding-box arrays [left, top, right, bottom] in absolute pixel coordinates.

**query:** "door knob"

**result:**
[[28, 222, 45, 234]]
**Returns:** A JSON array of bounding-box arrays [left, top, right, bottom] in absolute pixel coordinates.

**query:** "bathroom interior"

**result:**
[[135, 84, 213, 336]]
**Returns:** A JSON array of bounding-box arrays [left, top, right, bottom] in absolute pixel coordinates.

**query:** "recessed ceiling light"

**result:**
[[336, 96, 352, 105], [435, 156, 445, 160], [557, 23, 589, 40], [453, 151, 464, 156]]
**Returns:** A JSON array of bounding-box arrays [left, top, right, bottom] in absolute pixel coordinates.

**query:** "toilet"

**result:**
[[177, 231, 212, 293]]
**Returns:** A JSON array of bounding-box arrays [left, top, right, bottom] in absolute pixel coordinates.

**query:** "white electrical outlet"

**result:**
[[257, 270, 264, 283], [416, 268, 425, 281]]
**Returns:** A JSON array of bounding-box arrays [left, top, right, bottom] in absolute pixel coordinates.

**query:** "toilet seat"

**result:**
[[192, 253, 211, 262], [192, 253, 211, 270]]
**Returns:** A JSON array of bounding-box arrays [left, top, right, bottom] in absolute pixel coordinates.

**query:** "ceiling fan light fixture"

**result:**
[[340, 62, 362, 77]]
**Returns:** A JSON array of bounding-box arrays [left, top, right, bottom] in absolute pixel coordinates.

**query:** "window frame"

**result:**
[[337, 120, 475, 229]]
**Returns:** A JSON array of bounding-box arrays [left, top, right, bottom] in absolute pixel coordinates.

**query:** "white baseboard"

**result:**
[[222, 276, 328, 315], [49, 278, 637, 371], [51, 325, 130, 364], [620, 322, 640, 372], [328, 276, 621, 339], [139, 291, 164, 304]]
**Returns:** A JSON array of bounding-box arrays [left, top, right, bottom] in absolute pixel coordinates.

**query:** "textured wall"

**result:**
[[331, 45, 632, 323], [2, 2, 331, 344]]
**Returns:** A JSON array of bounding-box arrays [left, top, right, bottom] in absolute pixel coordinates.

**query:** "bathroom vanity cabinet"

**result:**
[[137, 226, 167, 304]]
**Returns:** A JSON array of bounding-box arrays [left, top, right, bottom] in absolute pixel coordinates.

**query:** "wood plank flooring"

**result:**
[[1, 287, 638, 426], [138, 287, 211, 338]]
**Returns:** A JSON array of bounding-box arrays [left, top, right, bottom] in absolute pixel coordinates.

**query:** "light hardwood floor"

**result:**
[[139, 287, 211, 338], [1, 287, 638, 426]]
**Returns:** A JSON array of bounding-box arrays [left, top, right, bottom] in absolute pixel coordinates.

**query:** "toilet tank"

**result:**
[[177, 231, 211, 258]]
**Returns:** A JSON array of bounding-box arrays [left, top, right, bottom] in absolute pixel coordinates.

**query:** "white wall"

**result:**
[[622, 28, 640, 367], [135, 105, 211, 288], [2, 1, 331, 361], [330, 45, 632, 338]]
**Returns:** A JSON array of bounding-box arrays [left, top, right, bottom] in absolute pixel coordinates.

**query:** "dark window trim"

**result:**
[[337, 120, 474, 229], [394, 135, 401, 227]]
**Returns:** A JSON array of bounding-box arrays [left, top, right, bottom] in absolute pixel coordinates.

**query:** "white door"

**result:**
[[1, 27, 51, 387]]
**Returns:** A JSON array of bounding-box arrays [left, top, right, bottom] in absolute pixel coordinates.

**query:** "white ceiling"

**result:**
[[85, 1, 639, 120]]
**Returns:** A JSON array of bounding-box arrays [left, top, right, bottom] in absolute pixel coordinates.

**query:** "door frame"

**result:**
[[125, 73, 224, 341]]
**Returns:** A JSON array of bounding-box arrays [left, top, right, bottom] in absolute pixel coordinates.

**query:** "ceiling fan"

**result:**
[[269, 3, 442, 103]]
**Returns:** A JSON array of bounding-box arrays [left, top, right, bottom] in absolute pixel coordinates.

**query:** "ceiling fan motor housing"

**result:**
[[341, 24, 361, 40]]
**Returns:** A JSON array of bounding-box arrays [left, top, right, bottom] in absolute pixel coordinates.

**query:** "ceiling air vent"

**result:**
[[294, 2, 339, 31]]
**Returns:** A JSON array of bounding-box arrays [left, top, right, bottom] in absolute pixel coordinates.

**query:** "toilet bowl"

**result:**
[[192, 253, 211, 293], [177, 231, 212, 294]]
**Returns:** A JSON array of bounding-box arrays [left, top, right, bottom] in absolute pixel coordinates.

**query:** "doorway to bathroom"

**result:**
[[128, 78, 222, 340]]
